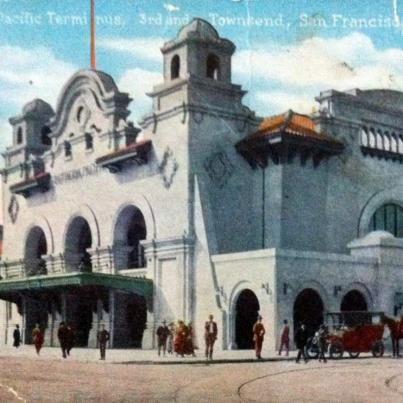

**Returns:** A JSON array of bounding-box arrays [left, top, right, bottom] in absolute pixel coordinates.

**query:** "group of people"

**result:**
[[156, 314, 267, 361], [156, 314, 219, 360], [13, 322, 110, 360], [156, 320, 196, 357]]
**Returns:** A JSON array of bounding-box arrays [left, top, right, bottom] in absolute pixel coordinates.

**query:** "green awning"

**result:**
[[0, 272, 153, 298]]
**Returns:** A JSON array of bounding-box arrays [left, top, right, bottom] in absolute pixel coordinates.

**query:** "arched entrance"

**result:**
[[113, 206, 147, 271], [25, 226, 48, 276], [235, 289, 260, 349], [293, 289, 324, 338], [341, 290, 368, 311], [65, 216, 92, 272]]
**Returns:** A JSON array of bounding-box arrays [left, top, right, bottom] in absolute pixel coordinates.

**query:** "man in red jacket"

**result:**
[[253, 315, 265, 359]]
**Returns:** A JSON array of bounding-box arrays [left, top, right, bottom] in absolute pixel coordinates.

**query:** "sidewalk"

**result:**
[[0, 345, 298, 365]]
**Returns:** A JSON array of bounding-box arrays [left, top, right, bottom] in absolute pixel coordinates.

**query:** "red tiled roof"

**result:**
[[248, 110, 340, 144]]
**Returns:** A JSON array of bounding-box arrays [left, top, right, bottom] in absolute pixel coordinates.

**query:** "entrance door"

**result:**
[[341, 290, 368, 311], [293, 288, 324, 338], [235, 289, 260, 349]]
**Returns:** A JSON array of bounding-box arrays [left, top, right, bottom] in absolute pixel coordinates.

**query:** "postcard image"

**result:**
[[0, 1, 402, 402]]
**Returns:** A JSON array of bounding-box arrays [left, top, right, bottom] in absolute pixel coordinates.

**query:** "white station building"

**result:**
[[1, 19, 403, 351]]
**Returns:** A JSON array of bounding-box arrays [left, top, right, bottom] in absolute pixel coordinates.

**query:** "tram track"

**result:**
[[236, 360, 400, 403]]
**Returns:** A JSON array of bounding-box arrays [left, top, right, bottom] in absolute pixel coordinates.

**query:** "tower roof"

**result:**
[[21, 99, 54, 118], [177, 18, 219, 41], [236, 110, 344, 168]]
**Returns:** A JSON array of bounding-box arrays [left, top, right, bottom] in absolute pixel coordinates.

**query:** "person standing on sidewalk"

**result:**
[[253, 315, 265, 359], [57, 322, 69, 358], [278, 319, 290, 356], [318, 324, 328, 363], [32, 323, 44, 355], [205, 314, 217, 360], [156, 320, 170, 356], [13, 324, 21, 348], [295, 323, 308, 363], [97, 324, 110, 360]]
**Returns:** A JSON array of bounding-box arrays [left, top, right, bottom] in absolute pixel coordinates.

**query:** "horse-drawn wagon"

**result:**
[[307, 311, 385, 359]]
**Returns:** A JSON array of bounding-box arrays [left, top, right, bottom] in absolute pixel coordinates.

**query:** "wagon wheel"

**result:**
[[329, 341, 344, 359], [372, 340, 384, 358], [306, 337, 319, 359], [348, 352, 360, 358]]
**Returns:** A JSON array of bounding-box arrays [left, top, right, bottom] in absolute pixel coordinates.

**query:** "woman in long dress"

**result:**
[[32, 323, 44, 355], [174, 321, 186, 357]]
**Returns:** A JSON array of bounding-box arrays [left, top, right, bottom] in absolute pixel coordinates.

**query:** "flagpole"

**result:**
[[90, 0, 96, 70]]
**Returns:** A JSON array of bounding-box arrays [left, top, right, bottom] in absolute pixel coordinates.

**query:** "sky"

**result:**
[[0, 0, 402, 152]]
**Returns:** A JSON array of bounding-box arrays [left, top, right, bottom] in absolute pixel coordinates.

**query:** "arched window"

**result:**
[[16, 127, 23, 144], [85, 133, 93, 150], [384, 132, 391, 151], [369, 128, 376, 148], [41, 126, 52, 146], [376, 130, 383, 149], [64, 141, 72, 158], [171, 55, 180, 79], [207, 54, 220, 80], [370, 203, 403, 237], [360, 127, 369, 147], [391, 133, 398, 153]]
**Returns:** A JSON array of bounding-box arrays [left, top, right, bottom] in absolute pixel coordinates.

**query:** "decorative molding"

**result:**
[[8, 195, 19, 224], [158, 147, 179, 188], [204, 150, 234, 189]]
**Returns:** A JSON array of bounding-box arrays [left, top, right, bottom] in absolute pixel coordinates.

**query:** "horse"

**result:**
[[381, 314, 403, 358]]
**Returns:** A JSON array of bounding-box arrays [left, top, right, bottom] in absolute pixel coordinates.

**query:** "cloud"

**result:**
[[0, 45, 76, 111], [233, 32, 403, 115], [98, 37, 166, 63], [164, 3, 180, 12], [118, 68, 162, 121], [255, 91, 316, 115]]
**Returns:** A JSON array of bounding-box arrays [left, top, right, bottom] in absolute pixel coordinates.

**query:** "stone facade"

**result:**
[[1, 18, 403, 352]]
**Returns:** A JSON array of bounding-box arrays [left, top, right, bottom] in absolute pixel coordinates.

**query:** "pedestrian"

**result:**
[[156, 320, 170, 356], [253, 315, 265, 359], [97, 324, 110, 360], [318, 324, 328, 363], [185, 321, 196, 357], [167, 322, 175, 355], [174, 320, 186, 357], [13, 324, 21, 348], [205, 314, 217, 360], [295, 323, 308, 363], [57, 321, 69, 358], [278, 319, 290, 356], [32, 323, 44, 355], [66, 325, 74, 356]]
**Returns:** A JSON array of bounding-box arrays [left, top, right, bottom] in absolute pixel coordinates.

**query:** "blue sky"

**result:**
[[0, 0, 402, 151]]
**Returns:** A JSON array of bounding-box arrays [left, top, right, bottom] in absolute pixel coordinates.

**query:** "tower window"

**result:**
[[64, 141, 72, 158], [16, 127, 23, 144], [85, 133, 93, 150], [41, 126, 52, 146], [207, 54, 220, 80], [171, 55, 180, 79], [370, 203, 403, 237]]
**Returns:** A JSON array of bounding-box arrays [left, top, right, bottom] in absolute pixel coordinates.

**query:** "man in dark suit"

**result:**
[[57, 321, 69, 358], [205, 314, 218, 360], [97, 324, 110, 360], [295, 323, 308, 363]]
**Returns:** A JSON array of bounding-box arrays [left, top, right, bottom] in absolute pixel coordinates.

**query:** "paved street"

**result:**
[[0, 351, 403, 402]]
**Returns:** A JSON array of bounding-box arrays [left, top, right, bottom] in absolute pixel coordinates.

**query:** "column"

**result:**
[[109, 289, 115, 348], [51, 300, 63, 347], [88, 298, 103, 348], [141, 298, 154, 349], [88, 247, 114, 274]]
